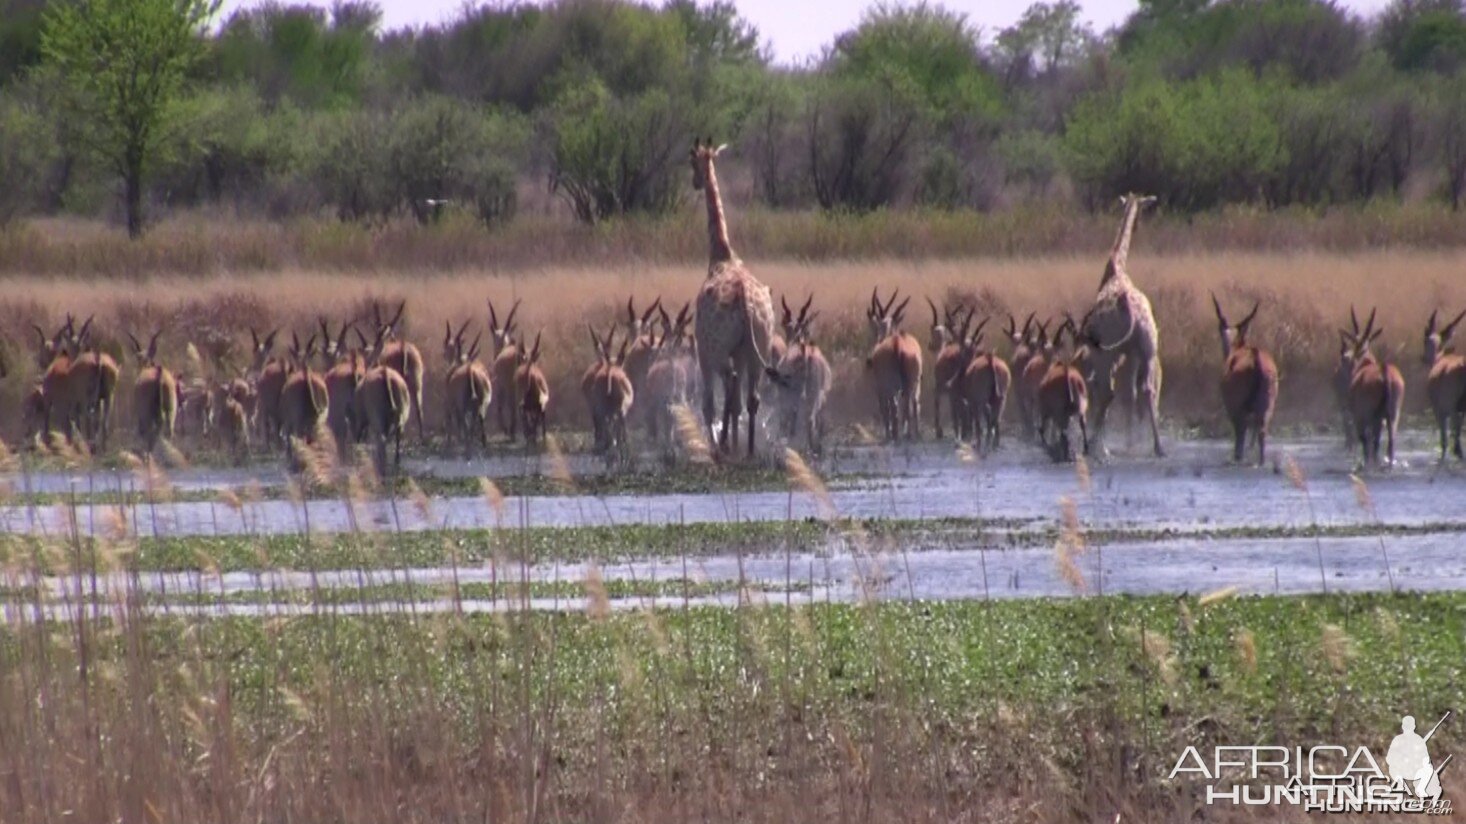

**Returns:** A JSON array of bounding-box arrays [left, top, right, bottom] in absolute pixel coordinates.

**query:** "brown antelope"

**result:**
[[954, 318, 1012, 453], [354, 331, 413, 474], [1037, 320, 1090, 462], [213, 383, 250, 465], [770, 301, 832, 454], [1016, 319, 1055, 443], [176, 377, 214, 442], [249, 326, 287, 450], [1422, 307, 1466, 461], [370, 301, 426, 442], [31, 319, 84, 446], [622, 297, 663, 429], [487, 298, 522, 439], [69, 317, 119, 451], [443, 321, 492, 457], [1333, 307, 1364, 450], [586, 325, 634, 463], [867, 288, 922, 442], [928, 298, 968, 440], [1004, 313, 1037, 437], [1212, 294, 1279, 465], [1344, 309, 1406, 467], [126, 330, 178, 457], [279, 333, 329, 469], [321, 320, 365, 461], [516, 331, 550, 443], [643, 303, 698, 448]]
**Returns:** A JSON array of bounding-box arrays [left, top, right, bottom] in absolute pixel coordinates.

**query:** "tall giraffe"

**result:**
[[690, 139, 778, 457], [1080, 193, 1165, 457]]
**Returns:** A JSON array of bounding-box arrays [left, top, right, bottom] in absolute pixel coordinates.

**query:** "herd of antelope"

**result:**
[[13, 139, 1466, 474]]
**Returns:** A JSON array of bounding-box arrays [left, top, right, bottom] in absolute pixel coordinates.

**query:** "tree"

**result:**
[[42, 0, 219, 238]]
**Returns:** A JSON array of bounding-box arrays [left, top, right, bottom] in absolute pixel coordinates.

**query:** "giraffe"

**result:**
[[1080, 193, 1165, 458], [689, 138, 778, 458]]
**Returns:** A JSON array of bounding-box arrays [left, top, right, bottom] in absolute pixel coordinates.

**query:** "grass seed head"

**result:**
[[671, 403, 712, 464], [1320, 623, 1355, 674], [1234, 627, 1258, 673]]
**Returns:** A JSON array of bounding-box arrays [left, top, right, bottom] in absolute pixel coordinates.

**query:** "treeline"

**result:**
[[7, 0, 1466, 237]]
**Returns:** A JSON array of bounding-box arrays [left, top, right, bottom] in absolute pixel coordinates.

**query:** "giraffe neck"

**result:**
[[1102, 198, 1142, 287], [703, 160, 735, 267]]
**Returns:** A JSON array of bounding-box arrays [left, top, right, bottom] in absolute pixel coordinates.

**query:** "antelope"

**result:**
[[516, 331, 550, 444], [1422, 307, 1466, 461], [127, 330, 177, 456], [770, 301, 832, 454], [585, 325, 634, 464], [1333, 307, 1364, 450], [31, 319, 84, 446], [866, 288, 922, 442], [176, 378, 214, 442], [622, 297, 663, 429], [443, 320, 492, 457], [487, 298, 522, 439], [370, 301, 426, 442], [321, 319, 365, 461], [278, 333, 329, 469], [1037, 320, 1090, 462], [213, 383, 251, 465], [249, 326, 286, 450], [1016, 319, 1054, 443], [354, 331, 413, 474], [69, 317, 119, 451], [954, 317, 1012, 453], [21, 383, 46, 447], [1344, 309, 1406, 467], [1004, 313, 1037, 438], [643, 303, 698, 449], [928, 298, 968, 440], [1212, 295, 1279, 465]]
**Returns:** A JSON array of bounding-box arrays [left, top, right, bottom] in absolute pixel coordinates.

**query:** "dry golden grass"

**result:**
[[3, 249, 1464, 447]]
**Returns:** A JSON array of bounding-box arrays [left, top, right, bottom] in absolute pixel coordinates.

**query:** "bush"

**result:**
[[0, 94, 54, 224], [547, 82, 688, 223]]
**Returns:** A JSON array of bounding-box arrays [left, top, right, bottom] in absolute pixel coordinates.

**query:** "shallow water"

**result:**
[[10, 530, 1462, 622], [3, 435, 1462, 539]]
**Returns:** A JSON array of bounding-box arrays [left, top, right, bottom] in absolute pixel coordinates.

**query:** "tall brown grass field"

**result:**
[[3, 248, 1462, 445]]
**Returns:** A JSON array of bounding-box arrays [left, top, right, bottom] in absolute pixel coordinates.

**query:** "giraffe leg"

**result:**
[[701, 371, 719, 453], [746, 375, 760, 458]]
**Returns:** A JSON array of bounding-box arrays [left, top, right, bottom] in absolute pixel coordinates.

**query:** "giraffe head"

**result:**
[[1423, 307, 1466, 366], [1211, 293, 1259, 360], [690, 138, 727, 190]]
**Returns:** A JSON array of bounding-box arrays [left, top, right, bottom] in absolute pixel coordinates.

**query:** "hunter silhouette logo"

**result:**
[[1171, 710, 1454, 814]]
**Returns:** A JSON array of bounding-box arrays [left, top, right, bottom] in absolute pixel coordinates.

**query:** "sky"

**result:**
[[219, 0, 1400, 66]]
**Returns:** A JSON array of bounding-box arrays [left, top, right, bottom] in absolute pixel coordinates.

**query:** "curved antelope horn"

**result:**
[[1427, 308, 1439, 335], [1022, 311, 1036, 337], [126, 332, 143, 357], [587, 324, 603, 359], [318, 316, 333, 346], [504, 299, 522, 332], [487, 299, 499, 331], [677, 302, 692, 327], [627, 296, 637, 324], [870, 287, 881, 315], [249, 326, 260, 349], [387, 300, 406, 332], [891, 296, 911, 324], [799, 294, 813, 322], [263, 328, 280, 350], [1361, 307, 1378, 341], [444, 320, 454, 345], [355, 328, 369, 350], [782, 295, 792, 323], [643, 297, 661, 324], [148, 329, 163, 361], [1210, 292, 1226, 325], [883, 289, 901, 316], [1349, 305, 1360, 335], [372, 301, 384, 329], [615, 334, 631, 364], [1238, 301, 1259, 329], [530, 330, 542, 362], [76, 315, 94, 344], [1003, 313, 1016, 338], [456, 318, 471, 345], [927, 296, 940, 328], [467, 332, 482, 361], [971, 315, 990, 343], [338, 321, 355, 355], [32, 324, 47, 348], [1443, 308, 1466, 340]]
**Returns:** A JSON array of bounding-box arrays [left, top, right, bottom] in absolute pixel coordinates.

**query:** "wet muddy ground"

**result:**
[[4, 433, 1464, 613]]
